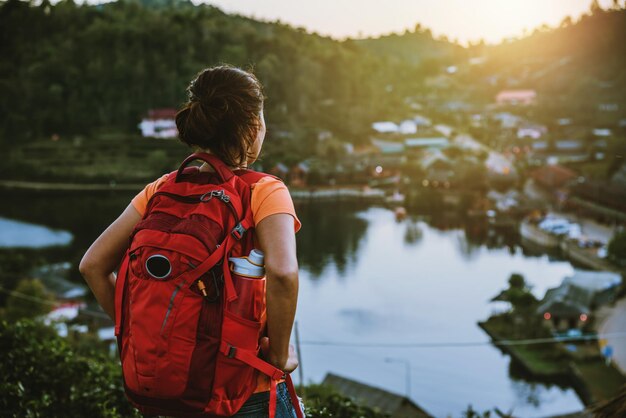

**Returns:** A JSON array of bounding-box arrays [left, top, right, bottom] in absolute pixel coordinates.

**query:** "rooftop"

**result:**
[[323, 373, 432, 418]]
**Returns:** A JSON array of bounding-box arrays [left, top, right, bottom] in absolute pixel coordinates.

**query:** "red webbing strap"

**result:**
[[219, 342, 285, 418], [176, 152, 234, 183], [166, 234, 238, 303], [221, 243, 238, 302], [285, 374, 304, 418], [219, 341, 283, 380], [114, 251, 130, 335], [270, 378, 277, 418]]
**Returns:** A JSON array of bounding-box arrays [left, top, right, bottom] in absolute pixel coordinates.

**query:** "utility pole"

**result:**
[[385, 357, 411, 398], [294, 321, 304, 398]]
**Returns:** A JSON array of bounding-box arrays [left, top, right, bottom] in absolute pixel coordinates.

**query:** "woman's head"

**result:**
[[175, 65, 265, 167]]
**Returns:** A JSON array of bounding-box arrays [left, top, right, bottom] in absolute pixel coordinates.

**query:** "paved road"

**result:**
[[598, 297, 626, 374], [553, 210, 617, 244]]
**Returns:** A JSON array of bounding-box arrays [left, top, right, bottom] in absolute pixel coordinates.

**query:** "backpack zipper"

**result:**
[[160, 279, 188, 335], [151, 191, 239, 222]]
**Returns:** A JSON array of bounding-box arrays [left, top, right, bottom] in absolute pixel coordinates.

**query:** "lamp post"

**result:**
[[385, 357, 411, 398]]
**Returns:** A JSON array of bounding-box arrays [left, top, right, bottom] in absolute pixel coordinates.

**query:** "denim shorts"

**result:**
[[232, 382, 305, 418]]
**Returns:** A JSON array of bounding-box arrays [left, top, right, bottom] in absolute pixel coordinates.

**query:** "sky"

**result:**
[[194, 0, 617, 45]]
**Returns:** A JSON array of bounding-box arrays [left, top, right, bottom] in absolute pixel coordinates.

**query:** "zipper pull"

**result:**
[[197, 279, 208, 297]]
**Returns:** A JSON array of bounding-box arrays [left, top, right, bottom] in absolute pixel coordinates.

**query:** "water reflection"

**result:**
[[403, 219, 423, 246], [0, 217, 73, 248], [0, 193, 583, 416], [295, 202, 369, 279], [0, 191, 132, 250], [294, 202, 580, 416]]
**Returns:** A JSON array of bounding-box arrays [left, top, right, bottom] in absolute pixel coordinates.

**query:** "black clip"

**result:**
[[231, 223, 246, 240], [227, 345, 237, 359]]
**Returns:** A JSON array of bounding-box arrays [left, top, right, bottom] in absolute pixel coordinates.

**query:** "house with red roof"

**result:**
[[139, 108, 178, 138], [496, 89, 537, 106]]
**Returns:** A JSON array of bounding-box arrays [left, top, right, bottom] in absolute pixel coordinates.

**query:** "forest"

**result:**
[[0, 0, 444, 149]]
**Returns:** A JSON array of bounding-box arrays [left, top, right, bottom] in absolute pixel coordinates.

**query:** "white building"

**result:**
[[139, 108, 178, 138]]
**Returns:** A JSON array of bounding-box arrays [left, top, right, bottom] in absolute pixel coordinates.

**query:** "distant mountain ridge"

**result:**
[[354, 26, 465, 66]]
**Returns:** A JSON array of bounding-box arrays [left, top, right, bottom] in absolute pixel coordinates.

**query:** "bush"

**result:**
[[302, 384, 389, 418], [0, 320, 139, 418], [3, 278, 52, 322]]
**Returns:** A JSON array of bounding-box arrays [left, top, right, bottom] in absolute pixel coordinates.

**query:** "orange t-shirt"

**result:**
[[130, 171, 301, 393], [131, 173, 301, 232]]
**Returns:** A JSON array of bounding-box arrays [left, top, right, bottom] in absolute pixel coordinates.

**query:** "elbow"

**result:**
[[268, 353, 289, 371], [79, 253, 100, 279], [266, 264, 299, 286]]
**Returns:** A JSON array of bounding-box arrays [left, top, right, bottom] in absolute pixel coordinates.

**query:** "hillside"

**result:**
[[355, 26, 466, 69], [469, 6, 626, 121], [0, 0, 428, 157]]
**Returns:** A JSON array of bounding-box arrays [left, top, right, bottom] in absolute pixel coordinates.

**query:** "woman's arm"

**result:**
[[79, 204, 142, 320], [255, 213, 299, 372]]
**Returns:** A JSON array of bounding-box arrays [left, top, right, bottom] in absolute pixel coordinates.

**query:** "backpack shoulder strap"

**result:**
[[235, 169, 280, 186]]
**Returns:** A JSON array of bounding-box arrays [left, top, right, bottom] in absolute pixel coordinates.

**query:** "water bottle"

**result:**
[[228, 249, 266, 322]]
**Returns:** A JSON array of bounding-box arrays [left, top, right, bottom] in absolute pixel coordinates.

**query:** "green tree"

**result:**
[[3, 278, 52, 321], [608, 230, 626, 266], [508, 273, 525, 290]]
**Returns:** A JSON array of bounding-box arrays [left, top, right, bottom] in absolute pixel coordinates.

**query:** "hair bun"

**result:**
[[175, 65, 264, 167]]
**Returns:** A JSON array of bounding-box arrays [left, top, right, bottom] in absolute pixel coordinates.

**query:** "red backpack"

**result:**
[[114, 153, 304, 418]]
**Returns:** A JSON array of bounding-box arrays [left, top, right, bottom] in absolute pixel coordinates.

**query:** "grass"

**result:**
[[576, 361, 626, 402], [567, 160, 611, 181], [480, 313, 626, 404], [480, 316, 570, 377], [3, 137, 190, 183]]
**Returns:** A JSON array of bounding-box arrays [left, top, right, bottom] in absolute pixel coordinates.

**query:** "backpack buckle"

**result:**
[[231, 223, 246, 240], [227, 345, 237, 359]]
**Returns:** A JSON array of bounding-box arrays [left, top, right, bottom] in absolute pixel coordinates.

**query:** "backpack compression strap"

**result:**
[[218, 342, 304, 418]]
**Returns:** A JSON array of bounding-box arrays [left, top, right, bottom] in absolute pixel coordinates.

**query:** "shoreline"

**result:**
[[520, 217, 622, 273], [0, 179, 146, 192], [477, 320, 593, 407], [0, 179, 387, 201]]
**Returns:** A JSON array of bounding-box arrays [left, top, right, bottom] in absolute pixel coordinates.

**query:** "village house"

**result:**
[[531, 139, 588, 164], [517, 124, 547, 140], [413, 114, 432, 129], [528, 164, 577, 200], [267, 162, 288, 180], [538, 270, 621, 331], [404, 137, 449, 152], [592, 128, 612, 138], [372, 121, 399, 134], [398, 119, 418, 135], [138, 108, 178, 138], [492, 112, 522, 129], [289, 162, 309, 187], [496, 89, 537, 106], [372, 139, 405, 154], [323, 373, 432, 418], [420, 151, 454, 187]]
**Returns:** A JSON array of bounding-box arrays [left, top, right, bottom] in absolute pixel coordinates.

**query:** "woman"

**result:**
[[80, 65, 302, 417]]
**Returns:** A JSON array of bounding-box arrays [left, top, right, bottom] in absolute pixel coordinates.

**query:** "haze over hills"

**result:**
[[354, 25, 465, 67], [1, 0, 624, 153], [357, 5, 626, 119], [484, 7, 626, 107]]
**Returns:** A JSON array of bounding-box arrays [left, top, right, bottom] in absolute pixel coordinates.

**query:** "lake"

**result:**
[[0, 192, 583, 417]]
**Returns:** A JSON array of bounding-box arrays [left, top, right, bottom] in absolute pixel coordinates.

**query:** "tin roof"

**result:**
[[323, 373, 432, 418]]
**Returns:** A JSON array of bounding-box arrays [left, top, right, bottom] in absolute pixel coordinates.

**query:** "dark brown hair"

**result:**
[[175, 65, 264, 167]]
